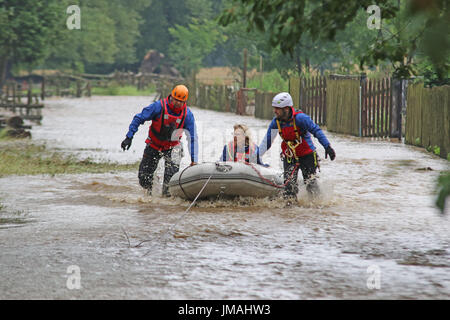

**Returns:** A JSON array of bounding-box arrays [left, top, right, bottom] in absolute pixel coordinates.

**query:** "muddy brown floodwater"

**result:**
[[0, 96, 449, 299]]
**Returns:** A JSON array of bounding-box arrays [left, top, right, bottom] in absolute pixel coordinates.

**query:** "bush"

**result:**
[[436, 171, 450, 214], [247, 70, 289, 92]]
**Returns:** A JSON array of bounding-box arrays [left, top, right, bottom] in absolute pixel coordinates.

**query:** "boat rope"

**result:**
[[244, 162, 300, 189], [137, 173, 213, 256], [178, 165, 192, 200]]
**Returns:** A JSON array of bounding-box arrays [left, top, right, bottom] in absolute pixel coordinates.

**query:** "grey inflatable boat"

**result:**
[[168, 162, 283, 200]]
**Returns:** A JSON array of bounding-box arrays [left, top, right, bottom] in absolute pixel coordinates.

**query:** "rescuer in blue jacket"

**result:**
[[259, 92, 336, 199], [121, 85, 198, 197]]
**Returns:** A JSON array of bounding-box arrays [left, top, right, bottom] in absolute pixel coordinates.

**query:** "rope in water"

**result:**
[[244, 162, 299, 189], [138, 173, 212, 256], [125, 162, 295, 253]]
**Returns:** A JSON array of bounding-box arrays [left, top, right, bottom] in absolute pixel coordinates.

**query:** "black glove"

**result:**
[[121, 136, 132, 151], [325, 145, 336, 161]]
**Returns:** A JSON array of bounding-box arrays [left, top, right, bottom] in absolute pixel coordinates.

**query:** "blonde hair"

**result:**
[[233, 123, 252, 145]]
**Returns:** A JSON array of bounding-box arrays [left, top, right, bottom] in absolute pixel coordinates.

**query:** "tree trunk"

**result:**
[[296, 54, 302, 76]]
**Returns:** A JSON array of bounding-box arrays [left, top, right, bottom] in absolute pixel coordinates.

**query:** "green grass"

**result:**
[[19, 84, 156, 97], [91, 84, 156, 96], [0, 139, 139, 177], [247, 70, 289, 92]]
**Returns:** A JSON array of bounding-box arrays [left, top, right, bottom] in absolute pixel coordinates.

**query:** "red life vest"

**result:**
[[226, 139, 256, 163], [277, 107, 313, 158], [146, 97, 187, 151]]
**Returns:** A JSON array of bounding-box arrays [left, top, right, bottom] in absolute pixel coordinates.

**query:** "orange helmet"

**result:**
[[171, 85, 189, 102]]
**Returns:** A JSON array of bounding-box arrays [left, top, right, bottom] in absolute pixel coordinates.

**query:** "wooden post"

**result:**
[[76, 80, 81, 97], [390, 78, 403, 139], [56, 76, 60, 96], [87, 81, 91, 97], [137, 75, 142, 91], [299, 77, 305, 108], [41, 77, 45, 101], [319, 76, 323, 125], [306, 78, 311, 115], [314, 76, 319, 123], [386, 78, 391, 136], [381, 78, 385, 137], [376, 79, 381, 137], [322, 76, 327, 126], [243, 48, 247, 88], [368, 79, 372, 136], [360, 73, 367, 137], [17, 82, 22, 104], [27, 79, 32, 105], [12, 81, 17, 104], [259, 55, 263, 90]]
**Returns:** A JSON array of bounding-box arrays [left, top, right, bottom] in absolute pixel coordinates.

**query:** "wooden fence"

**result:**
[[255, 91, 276, 120], [0, 81, 44, 122], [326, 77, 360, 136], [289, 74, 402, 138], [406, 83, 450, 159], [289, 76, 327, 125], [156, 79, 237, 113], [1, 71, 184, 101], [361, 77, 392, 137]]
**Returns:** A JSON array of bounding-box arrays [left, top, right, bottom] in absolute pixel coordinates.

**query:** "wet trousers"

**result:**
[[138, 145, 180, 196], [282, 151, 319, 199]]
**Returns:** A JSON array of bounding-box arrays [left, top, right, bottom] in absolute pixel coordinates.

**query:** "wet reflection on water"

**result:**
[[0, 96, 449, 299]]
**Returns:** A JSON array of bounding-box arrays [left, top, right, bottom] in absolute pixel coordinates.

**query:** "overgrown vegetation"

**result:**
[[219, 0, 449, 85], [0, 140, 139, 177], [91, 84, 156, 96], [247, 70, 289, 92], [2, 0, 447, 92]]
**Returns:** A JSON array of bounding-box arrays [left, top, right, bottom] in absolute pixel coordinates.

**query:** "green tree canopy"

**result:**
[[44, 0, 147, 73], [169, 18, 226, 76], [0, 0, 62, 86], [218, 0, 449, 82]]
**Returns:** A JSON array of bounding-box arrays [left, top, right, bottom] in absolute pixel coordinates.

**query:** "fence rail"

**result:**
[[0, 81, 44, 122], [406, 83, 450, 159]]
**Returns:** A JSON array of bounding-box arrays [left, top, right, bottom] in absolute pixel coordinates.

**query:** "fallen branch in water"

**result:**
[[121, 227, 131, 248]]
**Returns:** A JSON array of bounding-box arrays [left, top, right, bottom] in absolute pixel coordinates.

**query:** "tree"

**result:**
[[44, 0, 148, 73], [136, 0, 191, 64], [0, 0, 62, 87], [218, 0, 396, 54], [168, 18, 226, 76], [218, 0, 449, 82], [359, 0, 449, 82]]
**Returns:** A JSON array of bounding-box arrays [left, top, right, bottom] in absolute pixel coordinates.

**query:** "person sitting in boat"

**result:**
[[220, 124, 267, 166]]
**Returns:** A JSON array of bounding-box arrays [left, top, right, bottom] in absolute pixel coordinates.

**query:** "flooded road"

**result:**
[[0, 96, 449, 299]]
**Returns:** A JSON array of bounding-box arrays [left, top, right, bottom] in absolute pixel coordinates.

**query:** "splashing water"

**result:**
[[0, 96, 449, 299]]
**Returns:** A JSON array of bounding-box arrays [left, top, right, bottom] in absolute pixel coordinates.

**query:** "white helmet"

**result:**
[[272, 92, 293, 108]]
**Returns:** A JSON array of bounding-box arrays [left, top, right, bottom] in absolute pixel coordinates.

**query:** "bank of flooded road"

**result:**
[[0, 96, 449, 299]]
